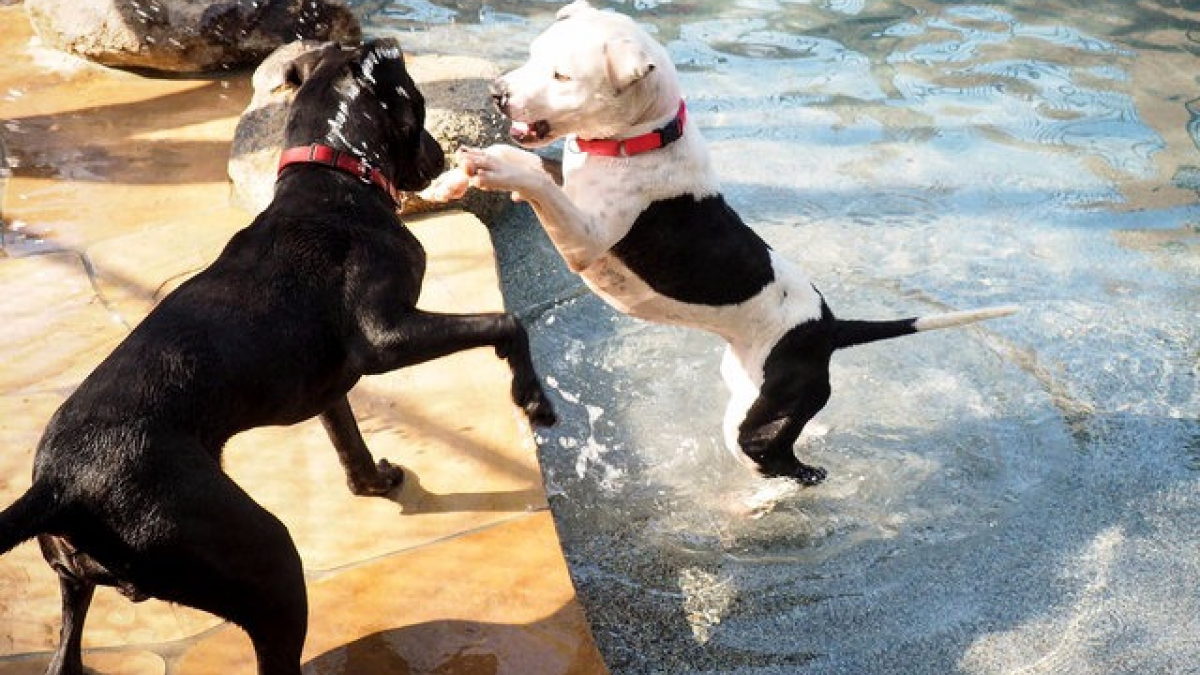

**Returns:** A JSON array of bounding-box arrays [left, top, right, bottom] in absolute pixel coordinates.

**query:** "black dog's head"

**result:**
[[282, 39, 444, 191]]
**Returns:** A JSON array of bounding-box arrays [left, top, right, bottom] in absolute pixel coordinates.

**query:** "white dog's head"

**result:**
[[491, 0, 681, 146]]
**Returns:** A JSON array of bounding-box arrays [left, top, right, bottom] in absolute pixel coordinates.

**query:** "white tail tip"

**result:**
[[914, 304, 1020, 332]]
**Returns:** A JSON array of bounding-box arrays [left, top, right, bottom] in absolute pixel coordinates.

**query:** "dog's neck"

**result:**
[[277, 144, 402, 207], [572, 100, 687, 158]]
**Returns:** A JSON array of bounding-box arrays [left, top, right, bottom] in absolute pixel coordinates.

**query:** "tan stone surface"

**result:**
[[0, 254, 127, 393], [0, 649, 164, 675], [1, 51, 250, 253], [178, 513, 606, 675], [0, 393, 59, 654], [0, 7, 607, 674], [85, 205, 248, 323]]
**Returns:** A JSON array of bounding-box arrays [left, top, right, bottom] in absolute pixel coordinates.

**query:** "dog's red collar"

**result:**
[[573, 100, 687, 158], [278, 144, 401, 206]]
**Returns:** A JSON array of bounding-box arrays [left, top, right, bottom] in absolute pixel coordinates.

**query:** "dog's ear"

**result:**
[[282, 46, 334, 89], [556, 0, 594, 20], [604, 37, 656, 94]]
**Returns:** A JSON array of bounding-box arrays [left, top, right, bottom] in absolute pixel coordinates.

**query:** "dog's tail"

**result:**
[[0, 482, 55, 556], [832, 304, 1019, 350]]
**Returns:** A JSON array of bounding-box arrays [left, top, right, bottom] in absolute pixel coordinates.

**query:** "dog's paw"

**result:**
[[416, 166, 471, 202], [517, 383, 558, 427], [480, 143, 544, 170], [349, 459, 405, 496], [527, 397, 558, 427], [755, 460, 827, 487], [458, 145, 550, 196], [790, 463, 827, 486]]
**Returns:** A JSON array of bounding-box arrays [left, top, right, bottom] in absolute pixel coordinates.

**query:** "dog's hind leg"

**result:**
[[125, 466, 308, 675], [321, 395, 405, 496], [737, 384, 830, 485], [37, 535, 127, 675], [357, 310, 556, 426], [181, 512, 308, 675], [45, 571, 94, 675], [721, 348, 764, 473], [732, 327, 835, 486]]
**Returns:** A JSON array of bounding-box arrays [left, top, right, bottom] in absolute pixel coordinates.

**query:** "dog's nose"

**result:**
[[489, 80, 510, 113]]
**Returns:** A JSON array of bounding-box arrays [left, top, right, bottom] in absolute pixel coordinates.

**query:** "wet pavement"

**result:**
[[0, 7, 606, 674]]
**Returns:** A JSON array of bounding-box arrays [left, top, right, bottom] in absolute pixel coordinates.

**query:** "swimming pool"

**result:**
[[359, 1, 1200, 672]]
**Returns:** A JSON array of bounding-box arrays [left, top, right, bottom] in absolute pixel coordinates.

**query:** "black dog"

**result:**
[[0, 40, 554, 675]]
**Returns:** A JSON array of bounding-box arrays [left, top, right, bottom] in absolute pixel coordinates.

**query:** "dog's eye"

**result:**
[[553, 70, 572, 82]]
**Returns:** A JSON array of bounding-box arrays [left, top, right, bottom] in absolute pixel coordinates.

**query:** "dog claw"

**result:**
[[792, 464, 827, 486], [755, 460, 827, 487], [526, 397, 557, 427], [349, 459, 405, 496], [517, 385, 557, 427]]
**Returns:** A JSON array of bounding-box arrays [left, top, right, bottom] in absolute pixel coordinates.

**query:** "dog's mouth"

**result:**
[[509, 119, 553, 146]]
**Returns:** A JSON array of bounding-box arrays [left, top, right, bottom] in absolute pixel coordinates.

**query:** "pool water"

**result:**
[[358, 2, 1199, 673]]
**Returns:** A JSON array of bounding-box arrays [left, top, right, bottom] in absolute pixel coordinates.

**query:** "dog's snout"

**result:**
[[419, 132, 446, 181], [489, 79, 510, 113]]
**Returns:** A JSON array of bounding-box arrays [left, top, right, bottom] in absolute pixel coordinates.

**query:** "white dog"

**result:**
[[423, 0, 1016, 486]]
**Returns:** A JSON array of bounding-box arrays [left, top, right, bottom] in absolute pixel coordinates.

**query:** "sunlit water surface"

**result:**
[[355, 2, 1199, 673]]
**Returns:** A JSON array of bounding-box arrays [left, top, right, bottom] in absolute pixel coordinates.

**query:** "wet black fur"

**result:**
[[0, 39, 554, 675]]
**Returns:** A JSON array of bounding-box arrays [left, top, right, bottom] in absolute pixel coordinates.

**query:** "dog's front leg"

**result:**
[[320, 395, 405, 496], [458, 146, 610, 272], [354, 309, 556, 427]]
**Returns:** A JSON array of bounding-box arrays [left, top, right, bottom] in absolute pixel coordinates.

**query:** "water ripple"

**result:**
[[884, 7, 1161, 176]]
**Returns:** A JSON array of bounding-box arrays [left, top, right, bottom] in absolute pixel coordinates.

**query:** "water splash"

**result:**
[[678, 567, 737, 643]]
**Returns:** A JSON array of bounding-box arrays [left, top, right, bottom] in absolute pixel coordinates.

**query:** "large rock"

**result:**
[[24, 0, 361, 73], [228, 41, 512, 222], [226, 40, 324, 214]]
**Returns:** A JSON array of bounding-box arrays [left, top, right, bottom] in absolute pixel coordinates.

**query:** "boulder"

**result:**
[[403, 54, 513, 221], [24, 0, 360, 73], [226, 40, 324, 214], [228, 42, 512, 222]]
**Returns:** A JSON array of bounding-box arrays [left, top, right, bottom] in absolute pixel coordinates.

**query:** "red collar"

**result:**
[[573, 101, 687, 157], [277, 144, 401, 206]]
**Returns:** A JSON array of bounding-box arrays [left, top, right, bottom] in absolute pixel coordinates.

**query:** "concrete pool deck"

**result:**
[[0, 6, 608, 674]]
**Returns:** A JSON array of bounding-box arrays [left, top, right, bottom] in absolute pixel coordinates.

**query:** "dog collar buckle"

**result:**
[[574, 100, 688, 158]]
